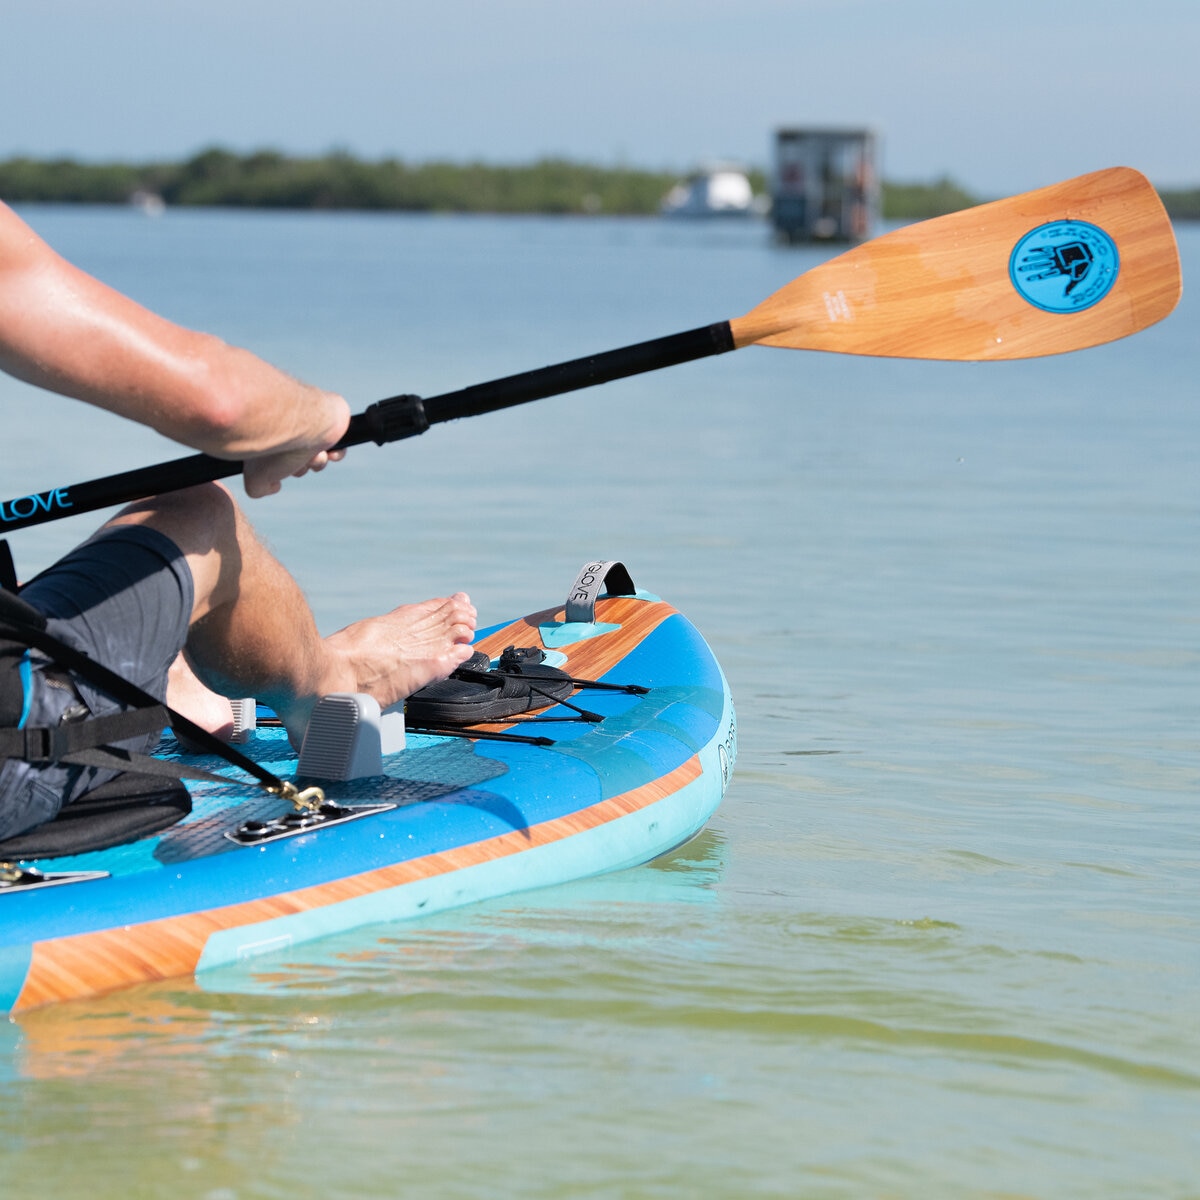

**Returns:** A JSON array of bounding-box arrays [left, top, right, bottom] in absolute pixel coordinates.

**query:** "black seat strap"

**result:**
[[0, 542, 16, 594], [0, 704, 168, 762], [0, 585, 286, 793]]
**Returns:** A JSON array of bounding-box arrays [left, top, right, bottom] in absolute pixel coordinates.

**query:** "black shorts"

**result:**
[[0, 524, 193, 840]]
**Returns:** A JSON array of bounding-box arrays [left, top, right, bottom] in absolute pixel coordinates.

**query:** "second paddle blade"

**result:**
[[730, 167, 1182, 361]]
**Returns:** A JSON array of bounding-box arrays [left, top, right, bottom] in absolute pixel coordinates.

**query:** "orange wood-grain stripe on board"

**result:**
[[469, 597, 676, 734], [478, 596, 675, 672], [15, 753, 702, 1012]]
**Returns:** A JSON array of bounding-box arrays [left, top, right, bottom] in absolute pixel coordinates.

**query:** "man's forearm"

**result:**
[[0, 202, 348, 459]]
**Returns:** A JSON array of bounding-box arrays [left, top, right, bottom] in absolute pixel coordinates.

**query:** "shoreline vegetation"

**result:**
[[2, 149, 1197, 221]]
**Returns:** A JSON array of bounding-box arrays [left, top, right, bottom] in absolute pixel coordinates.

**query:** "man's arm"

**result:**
[[0, 201, 350, 496]]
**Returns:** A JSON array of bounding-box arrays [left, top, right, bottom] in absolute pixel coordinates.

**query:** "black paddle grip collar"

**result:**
[[356, 394, 430, 446]]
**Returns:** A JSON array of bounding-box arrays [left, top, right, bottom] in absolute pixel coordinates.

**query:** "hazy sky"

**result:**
[[3, 0, 1197, 195]]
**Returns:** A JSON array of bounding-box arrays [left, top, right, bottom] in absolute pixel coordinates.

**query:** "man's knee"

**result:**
[[111, 483, 236, 553], [108, 483, 243, 616]]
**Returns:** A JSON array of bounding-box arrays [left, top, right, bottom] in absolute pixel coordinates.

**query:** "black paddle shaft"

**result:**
[[0, 322, 734, 534]]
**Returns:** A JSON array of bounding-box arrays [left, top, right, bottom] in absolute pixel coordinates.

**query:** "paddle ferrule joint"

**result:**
[[362, 394, 430, 445]]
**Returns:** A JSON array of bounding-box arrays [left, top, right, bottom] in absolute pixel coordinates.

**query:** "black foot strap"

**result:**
[[405, 647, 576, 726]]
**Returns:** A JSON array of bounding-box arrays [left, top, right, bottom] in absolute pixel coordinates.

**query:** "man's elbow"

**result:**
[[169, 342, 266, 458]]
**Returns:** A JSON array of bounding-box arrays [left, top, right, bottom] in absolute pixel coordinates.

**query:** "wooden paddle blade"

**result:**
[[730, 167, 1181, 361]]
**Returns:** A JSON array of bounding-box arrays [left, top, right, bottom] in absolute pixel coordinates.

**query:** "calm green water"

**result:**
[[1, 206, 1197, 1198]]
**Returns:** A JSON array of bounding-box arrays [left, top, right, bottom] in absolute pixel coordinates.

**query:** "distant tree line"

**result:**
[[0, 150, 685, 215], [879, 177, 1199, 221], [1156, 189, 1200, 220], [0, 149, 1195, 221], [879, 177, 980, 220]]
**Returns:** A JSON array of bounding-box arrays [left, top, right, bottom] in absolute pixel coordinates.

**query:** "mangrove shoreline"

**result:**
[[2, 149, 1196, 221]]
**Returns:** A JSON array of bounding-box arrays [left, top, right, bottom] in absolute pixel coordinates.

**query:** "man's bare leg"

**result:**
[[110, 483, 476, 745], [167, 653, 236, 739]]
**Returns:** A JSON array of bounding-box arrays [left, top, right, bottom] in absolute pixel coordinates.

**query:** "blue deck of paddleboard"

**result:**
[[0, 611, 729, 953]]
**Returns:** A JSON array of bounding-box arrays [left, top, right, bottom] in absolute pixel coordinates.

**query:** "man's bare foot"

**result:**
[[327, 593, 477, 706], [269, 592, 477, 747], [167, 653, 235, 740]]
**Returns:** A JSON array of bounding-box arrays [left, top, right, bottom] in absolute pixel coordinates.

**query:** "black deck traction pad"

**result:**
[[404, 647, 575, 726], [0, 771, 191, 860]]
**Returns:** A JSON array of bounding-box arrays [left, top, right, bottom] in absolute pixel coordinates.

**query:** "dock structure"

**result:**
[[771, 128, 878, 244]]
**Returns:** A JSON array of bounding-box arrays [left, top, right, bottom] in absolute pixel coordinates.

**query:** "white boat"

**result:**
[[129, 190, 166, 217], [661, 168, 755, 217]]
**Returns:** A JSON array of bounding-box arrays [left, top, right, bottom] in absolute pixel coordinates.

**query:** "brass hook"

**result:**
[[269, 780, 327, 813]]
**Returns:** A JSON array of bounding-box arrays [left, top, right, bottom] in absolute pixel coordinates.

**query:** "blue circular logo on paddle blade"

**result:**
[[1009, 219, 1119, 313]]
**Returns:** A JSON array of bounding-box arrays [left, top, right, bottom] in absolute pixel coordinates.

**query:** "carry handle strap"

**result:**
[[564, 561, 637, 625]]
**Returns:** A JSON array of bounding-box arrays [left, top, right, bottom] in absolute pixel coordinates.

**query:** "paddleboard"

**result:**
[[0, 563, 735, 1013]]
